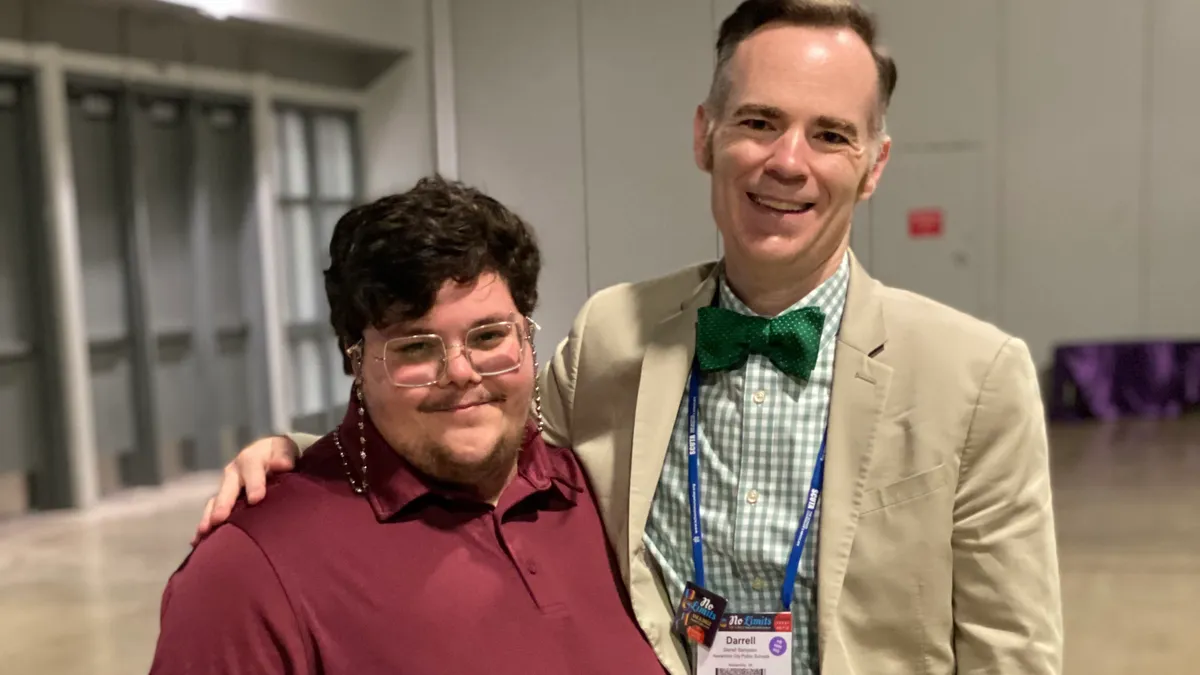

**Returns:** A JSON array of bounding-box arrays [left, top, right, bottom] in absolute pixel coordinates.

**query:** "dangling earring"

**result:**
[[528, 322, 545, 434], [334, 346, 369, 495]]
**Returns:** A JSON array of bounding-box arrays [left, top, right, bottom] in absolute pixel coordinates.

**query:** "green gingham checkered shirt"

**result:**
[[643, 252, 850, 674]]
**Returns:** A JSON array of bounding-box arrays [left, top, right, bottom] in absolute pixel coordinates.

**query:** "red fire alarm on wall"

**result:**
[[907, 208, 943, 238]]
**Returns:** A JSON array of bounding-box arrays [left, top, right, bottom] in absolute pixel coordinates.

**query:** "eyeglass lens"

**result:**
[[382, 321, 524, 386]]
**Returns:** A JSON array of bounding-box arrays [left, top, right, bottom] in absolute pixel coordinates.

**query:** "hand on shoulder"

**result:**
[[192, 435, 301, 546]]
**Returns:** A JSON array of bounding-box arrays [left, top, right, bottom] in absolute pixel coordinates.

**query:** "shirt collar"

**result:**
[[716, 250, 851, 351], [334, 402, 584, 522]]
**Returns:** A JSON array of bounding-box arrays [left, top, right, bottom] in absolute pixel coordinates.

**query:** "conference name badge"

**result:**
[[695, 611, 793, 675], [672, 582, 728, 648]]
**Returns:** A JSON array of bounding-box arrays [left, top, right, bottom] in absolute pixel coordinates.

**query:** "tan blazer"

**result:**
[[539, 253, 1062, 675]]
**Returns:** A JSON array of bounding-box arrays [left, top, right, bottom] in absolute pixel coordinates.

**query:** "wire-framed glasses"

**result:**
[[359, 315, 538, 388]]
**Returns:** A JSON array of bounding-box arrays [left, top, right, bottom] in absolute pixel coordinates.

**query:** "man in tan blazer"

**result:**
[[537, 4, 1061, 669], [536, 251, 1061, 674], [196, 1, 1061, 673]]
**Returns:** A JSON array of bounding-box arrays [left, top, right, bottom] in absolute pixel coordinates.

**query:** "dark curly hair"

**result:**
[[324, 175, 541, 374]]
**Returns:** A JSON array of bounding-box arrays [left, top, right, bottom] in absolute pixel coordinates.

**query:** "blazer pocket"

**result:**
[[859, 463, 950, 515]]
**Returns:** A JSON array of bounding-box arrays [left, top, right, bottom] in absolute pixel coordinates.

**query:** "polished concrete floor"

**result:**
[[1, 418, 1198, 674], [1049, 417, 1200, 674]]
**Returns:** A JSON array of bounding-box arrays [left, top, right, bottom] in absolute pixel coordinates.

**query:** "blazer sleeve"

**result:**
[[952, 336, 1063, 673], [538, 295, 595, 449], [286, 433, 322, 456]]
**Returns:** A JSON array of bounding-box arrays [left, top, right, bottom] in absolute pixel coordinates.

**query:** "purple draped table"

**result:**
[[1049, 341, 1200, 421]]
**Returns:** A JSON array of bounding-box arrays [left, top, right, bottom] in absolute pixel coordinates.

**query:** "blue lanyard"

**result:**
[[686, 366, 828, 612]]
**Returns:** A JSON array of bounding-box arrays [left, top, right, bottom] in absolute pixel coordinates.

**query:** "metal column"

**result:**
[[189, 98, 221, 470], [251, 75, 291, 434], [0, 75, 49, 515], [34, 46, 99, 509], [115, 88, 165, 486]]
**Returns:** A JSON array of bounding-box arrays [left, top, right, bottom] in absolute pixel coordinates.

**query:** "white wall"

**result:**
[[1144, 0, 1200, 339], [447, 0, 725, 356], [144, 0, 437, 196], [140, 0, 1200, 369], [355, 0, 438, 197], [148, 0, 418, 50], [995, 0, 1200, 364], [999, 0, 1144, 362], [445, 0, 1200, 368], [856, 0, 1000, 328], [578, 0, 718, 292], [448, 0, 590, 357]]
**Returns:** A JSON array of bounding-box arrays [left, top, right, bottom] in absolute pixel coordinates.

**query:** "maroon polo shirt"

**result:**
[[149, 408, 667, 675]]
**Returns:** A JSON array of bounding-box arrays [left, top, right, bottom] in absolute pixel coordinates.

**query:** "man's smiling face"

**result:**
[[695, 22, 891, 276]]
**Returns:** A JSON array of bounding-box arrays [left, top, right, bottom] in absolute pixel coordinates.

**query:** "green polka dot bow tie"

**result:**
[[695, 305, 826, 379]]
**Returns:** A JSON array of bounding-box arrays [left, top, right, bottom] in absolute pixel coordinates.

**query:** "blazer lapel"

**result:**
[[818, 253, 894, 657], [626, 266, 720, 567]]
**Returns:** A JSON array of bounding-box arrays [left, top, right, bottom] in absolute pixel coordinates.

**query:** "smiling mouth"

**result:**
[[748, 193, 815, 214], [447, 403, 487, 412], [444, 398, 489, 410], [426, 398, 502, 413]]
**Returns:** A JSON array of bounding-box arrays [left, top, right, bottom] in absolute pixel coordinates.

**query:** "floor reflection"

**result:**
[[1, 417, 1198, 674]]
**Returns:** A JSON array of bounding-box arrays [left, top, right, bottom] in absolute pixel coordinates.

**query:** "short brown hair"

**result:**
[[706, 0, 898, 135], [324, 176, 541, 373]]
